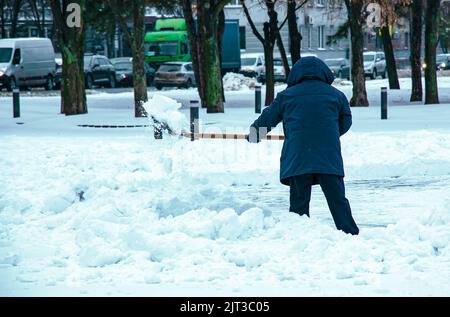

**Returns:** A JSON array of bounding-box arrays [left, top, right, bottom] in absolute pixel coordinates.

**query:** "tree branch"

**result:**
[[213, 0, 231, 17], [241, 0, 265, 43], [279, 0, 309, 31], [106, 0, 133, 46]]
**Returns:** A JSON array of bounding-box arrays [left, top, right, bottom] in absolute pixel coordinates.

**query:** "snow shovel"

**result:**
[[180, 131, 285, 141]]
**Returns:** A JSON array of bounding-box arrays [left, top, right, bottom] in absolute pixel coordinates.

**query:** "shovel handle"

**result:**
[[181, 132, 285, 141]]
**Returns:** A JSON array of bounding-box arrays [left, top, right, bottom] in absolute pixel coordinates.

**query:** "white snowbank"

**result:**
[[223, 72, 257, 91], [1, 129, 450, 295], [142, 94, 188, 134]]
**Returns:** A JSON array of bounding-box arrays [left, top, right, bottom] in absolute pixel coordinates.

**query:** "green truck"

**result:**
[[144, 18, 241, 73]]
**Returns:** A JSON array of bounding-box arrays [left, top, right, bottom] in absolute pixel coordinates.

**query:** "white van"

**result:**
[[0, 38, 56, 91], [239, 53, 265, 79]]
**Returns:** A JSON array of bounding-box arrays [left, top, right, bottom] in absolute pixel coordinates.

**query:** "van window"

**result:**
[[0, 48, 13, 63], [184, 64, 193, 72], [12, 48, 21, 65]]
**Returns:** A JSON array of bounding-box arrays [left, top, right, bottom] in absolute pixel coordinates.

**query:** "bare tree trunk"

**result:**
[[287, 0, 302, 65], [201, 8, 224, 113], [28, 0, 44, 37], [241, 0, 278, 106], [49, 0, 87, 115], [345, 0, 368, 107], [276, 29, 290, 78], [131, 0, 147, 117], [424, 0, 440, 105], [0, 0, 6, 38], [218, 9, 226, 102], [410, 0, 423, 102], [263, 25, 275, 106], [181, 0, 206, 106], [380, 26, 400, 89], [109, 0, 147, 117], [11, 0, 23, 37]]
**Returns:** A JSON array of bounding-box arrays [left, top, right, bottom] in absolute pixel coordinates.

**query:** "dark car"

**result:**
[[84, 54, 116, 89], [437, 54, 450, 70], [110, 57, 155, 87], [324, 58, 350, 80]]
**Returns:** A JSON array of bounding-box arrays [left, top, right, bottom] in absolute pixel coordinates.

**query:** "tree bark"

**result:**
[[241, 0, 278, 106], [424, 0, 440, 105], [200, 7, 224, 113], [11, 0, 23, 38], [218, 9, 226, 102], [0, 0, 6, 38], [109, 0, 147, 117], [345, 0, 368, 107], [131, 0, 147, 117], [263, 25, 275, 106], [49, 0, 87, 115], [380, 26, 400, 89], [193, 0, 228, 113], [276, 29, 290, 78], [410, 0, 423, 102], [287, 0, 302, 65], [181, 0, 206, 106]]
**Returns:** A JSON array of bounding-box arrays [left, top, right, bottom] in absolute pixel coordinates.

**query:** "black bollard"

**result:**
[[381, 87, 388, 120], [255, 85, 261, 114], [13, 89, 20, 118], [153, 118, 163, 139], [190, 100, 199, 141]]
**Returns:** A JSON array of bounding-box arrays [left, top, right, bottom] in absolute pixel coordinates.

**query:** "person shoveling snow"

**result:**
[[247, 56, 359, 235]]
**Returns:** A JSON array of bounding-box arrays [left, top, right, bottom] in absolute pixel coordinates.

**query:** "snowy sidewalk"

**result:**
[[1, 83, 450, 296]]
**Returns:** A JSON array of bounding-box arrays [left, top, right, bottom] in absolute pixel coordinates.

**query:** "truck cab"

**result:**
[[144, 18, 240, 73], [144, 19, 190, 67]]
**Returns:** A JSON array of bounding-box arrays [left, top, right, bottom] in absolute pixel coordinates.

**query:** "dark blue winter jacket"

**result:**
[[249, 56, 352, 186]]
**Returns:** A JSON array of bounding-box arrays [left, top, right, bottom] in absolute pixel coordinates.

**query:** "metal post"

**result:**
[[255, 85, 261, 114], [190, 100, 199, 141], [381, 87, 388, 120], [13, 89, 20, 118], [153, 118, 163, 139]]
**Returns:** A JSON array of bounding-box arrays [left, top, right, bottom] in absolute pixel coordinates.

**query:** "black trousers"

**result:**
[[289, 174, 359, 235]]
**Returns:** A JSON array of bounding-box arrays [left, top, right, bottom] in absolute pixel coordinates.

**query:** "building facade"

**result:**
[[225, 0, 413, 61]]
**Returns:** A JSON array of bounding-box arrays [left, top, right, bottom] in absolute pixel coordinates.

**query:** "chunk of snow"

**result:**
[[142, 94, 188, 134], [223, 72, 257, 91]]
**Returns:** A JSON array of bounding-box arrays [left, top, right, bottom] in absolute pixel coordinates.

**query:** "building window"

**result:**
[[318, 26, 325, 49], [239, 26, 246, 50], [316, 0, 325, 7], [308, 26, 312, 49]]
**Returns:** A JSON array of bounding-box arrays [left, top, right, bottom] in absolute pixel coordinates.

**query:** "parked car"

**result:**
[[110, 57, 156, 87], [0, 37, 56, 91], [324, 58, 350, 80], [258, 58, 286, 83], [84, 54, 116, 89], [154, 62, 196, 90], [363, 51, 387, 79], [239, 53, 265, 79], [436, 54, 450, 70]]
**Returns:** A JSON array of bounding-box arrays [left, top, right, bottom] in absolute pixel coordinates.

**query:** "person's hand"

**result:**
[[246, 130, 260, 143]]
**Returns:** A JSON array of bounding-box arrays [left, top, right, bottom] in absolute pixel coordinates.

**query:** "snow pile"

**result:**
[[223, 72, 257, 91], [333, 78, 352, 86], [142, 94, 188, 134], [1, 129, 450, 295]]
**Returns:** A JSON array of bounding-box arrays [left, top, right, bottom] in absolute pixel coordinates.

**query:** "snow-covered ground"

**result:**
[[0, 77, 449, 296]]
